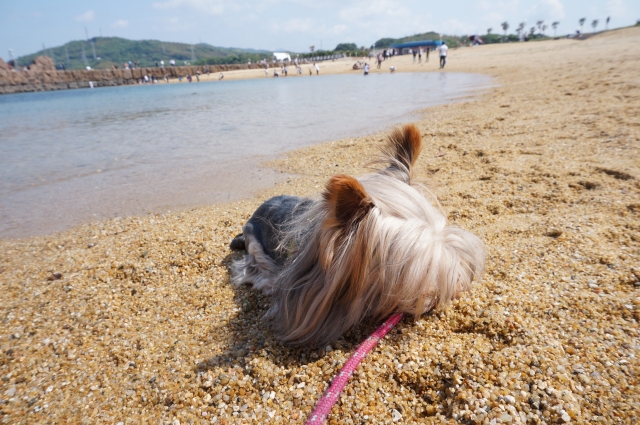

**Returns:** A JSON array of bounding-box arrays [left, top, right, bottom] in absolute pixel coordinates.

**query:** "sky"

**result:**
[[1, 0, 637, 61]]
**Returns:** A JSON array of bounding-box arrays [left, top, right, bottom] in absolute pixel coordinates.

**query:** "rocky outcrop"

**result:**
[[0, 58, 10, 71], [0, 61, 269, 95], [28, 56, 56, 72]]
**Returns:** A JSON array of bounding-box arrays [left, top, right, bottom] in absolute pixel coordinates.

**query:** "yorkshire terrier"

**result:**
[[230, 124, 485, 347]]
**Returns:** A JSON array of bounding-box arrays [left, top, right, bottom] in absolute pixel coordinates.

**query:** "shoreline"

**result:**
[[1, 26, 639, 424], [1, 71, 493, 240]]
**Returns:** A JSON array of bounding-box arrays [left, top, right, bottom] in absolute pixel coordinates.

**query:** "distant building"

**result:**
[[389, 40, 443, 55], [273, 52, 292, 62]]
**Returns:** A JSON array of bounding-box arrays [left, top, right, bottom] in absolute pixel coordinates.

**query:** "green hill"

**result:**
[[16, 37, 272, 70], [374, 31, 463, 48]]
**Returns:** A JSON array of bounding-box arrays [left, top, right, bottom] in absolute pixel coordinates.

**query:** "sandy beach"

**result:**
[[1, 26, 639, 425]]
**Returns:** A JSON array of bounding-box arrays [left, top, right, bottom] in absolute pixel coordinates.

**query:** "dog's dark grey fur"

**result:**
[[230, 195, 312, 266]]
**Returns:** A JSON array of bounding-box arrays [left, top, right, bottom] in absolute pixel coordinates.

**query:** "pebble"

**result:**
[[499, 413, 513, 423]]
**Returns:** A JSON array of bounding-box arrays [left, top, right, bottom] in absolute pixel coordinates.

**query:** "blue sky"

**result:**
[[1, 0, 637, 60]]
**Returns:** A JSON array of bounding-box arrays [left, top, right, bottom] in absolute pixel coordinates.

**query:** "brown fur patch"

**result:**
[[387, 124, 422, 170], [323, 175, 374, 226]]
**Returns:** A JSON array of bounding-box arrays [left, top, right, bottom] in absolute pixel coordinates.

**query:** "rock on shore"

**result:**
[[0, 56, 269, 94]]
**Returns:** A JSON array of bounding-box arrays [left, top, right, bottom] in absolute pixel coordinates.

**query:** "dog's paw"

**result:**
[[229, 234, 246, 250]]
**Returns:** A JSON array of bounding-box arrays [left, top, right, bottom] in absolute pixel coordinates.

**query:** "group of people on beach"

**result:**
[[268, 63, 320, 77], [357, 41, 448, 76], [409, 47, 430, 63]]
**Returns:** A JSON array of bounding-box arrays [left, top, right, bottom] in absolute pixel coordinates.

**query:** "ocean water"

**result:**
[[0, 72, 493, 238]]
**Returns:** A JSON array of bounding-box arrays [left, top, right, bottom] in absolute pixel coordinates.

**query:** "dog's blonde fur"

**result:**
[[232, 124, 485, 347]]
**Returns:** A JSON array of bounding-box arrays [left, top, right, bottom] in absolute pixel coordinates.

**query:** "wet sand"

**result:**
[[1, 27, 639, 424]]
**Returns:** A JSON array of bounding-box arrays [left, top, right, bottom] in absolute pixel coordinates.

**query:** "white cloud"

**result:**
[[435, 19, 477, 36], [337, 0, 431, 41], [477, 0, 519, 14], [526, 0, 565, 21], [153, 0, 226, 15], [75, 10, 95, 22], [283, 18, 314, 33], [113, 20, 129, 28], [338, 0, 411, 21], [165, 17, 196, 32], [606, 0, 627, 18]]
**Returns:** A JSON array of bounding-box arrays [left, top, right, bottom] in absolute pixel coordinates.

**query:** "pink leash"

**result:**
[[305, 313, 404, 424]]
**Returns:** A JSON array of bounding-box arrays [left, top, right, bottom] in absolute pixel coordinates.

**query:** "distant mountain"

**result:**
[[374, 31, 462, 48], [16, 37, 272, 70]]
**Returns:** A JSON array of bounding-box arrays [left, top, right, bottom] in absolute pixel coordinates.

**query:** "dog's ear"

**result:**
[[382, 124, 422, 183], [323, 175, 374, 226]]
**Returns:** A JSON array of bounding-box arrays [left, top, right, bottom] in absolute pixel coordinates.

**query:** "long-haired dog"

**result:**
[[230, 124, 485, 348]]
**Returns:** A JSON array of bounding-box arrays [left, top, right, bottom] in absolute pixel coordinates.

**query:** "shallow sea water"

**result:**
[[0, 72, 493, 238]]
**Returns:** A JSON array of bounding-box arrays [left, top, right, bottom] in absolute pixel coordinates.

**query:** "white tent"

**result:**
[[273, 52, 291, 62]]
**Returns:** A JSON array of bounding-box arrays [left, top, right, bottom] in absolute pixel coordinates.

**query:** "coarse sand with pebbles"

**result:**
[[1, 26, 640, 424]]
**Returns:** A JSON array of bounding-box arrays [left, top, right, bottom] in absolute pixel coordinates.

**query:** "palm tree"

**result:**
[[487, 28, 492, 35], [592, 20, 598, 33], [309, 46, 315, 53], [552, 21, 559, 37], [516, 22, 525, 40], [606, 16, 610, 30], [579, 18, 586, 33], [536, 20, 544, 34], [530, 27, 536, 37], [542, 24, 548, 36], [501, 21, 509, 42]]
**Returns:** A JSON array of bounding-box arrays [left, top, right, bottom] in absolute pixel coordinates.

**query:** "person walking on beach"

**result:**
[[377, 53, 382, 69], [437, 41, 448, 69], [412, 49, 417, 63], [418, 48, 422, 63], [363, 62, 370, 75], [425, 47, 429, 62], [314, 63, 320, 75]]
